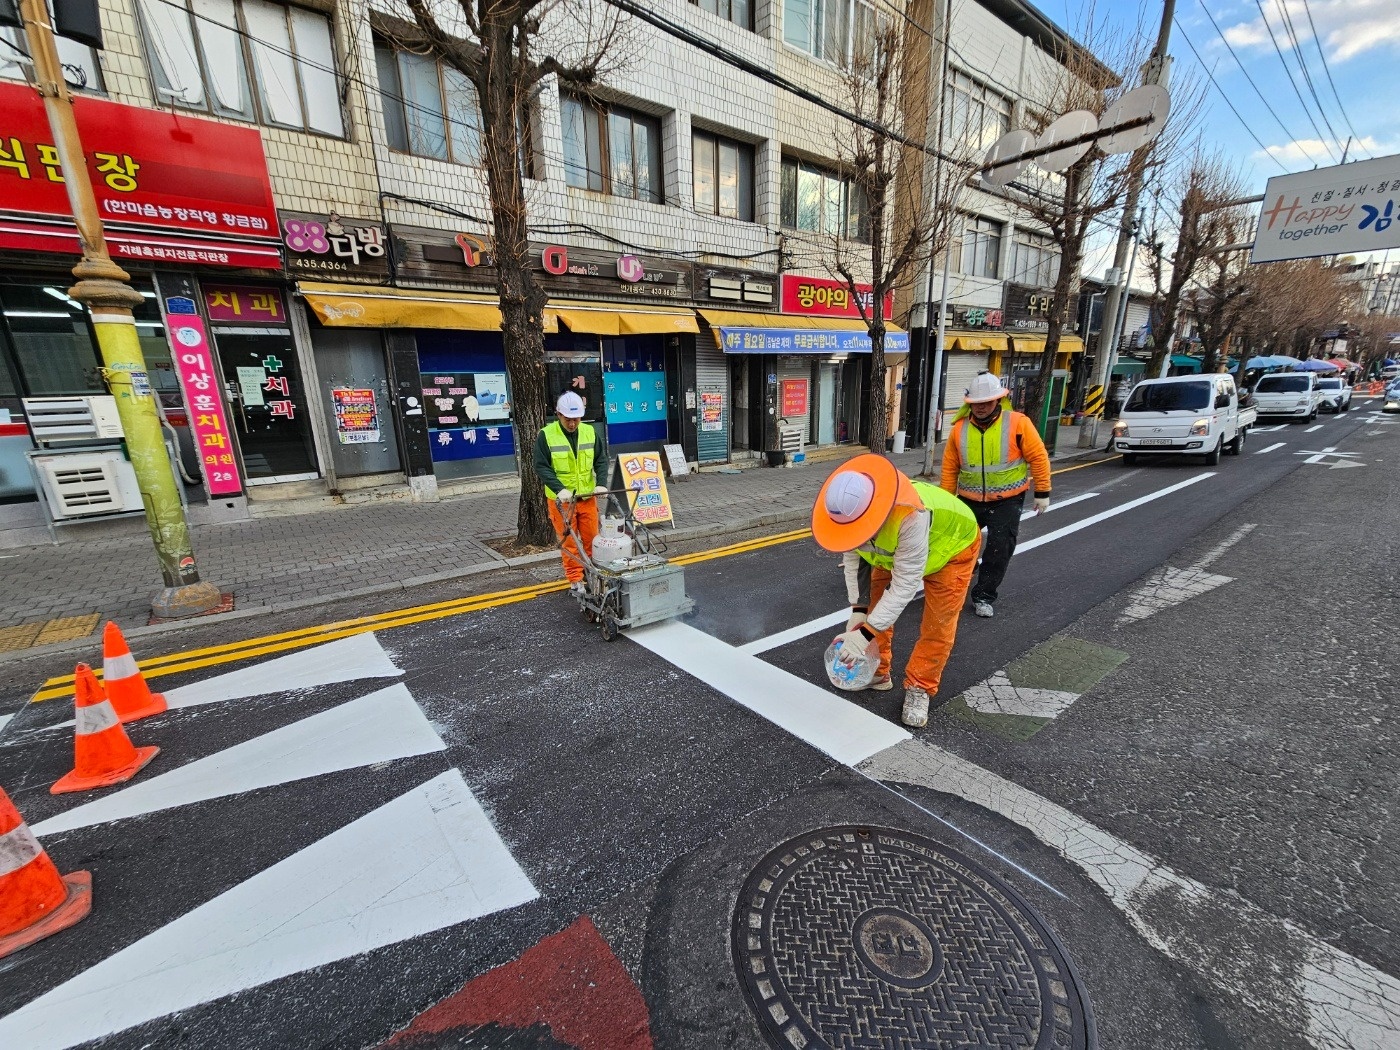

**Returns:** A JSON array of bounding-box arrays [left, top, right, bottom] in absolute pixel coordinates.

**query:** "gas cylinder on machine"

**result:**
[[592, 517, 634, 566]]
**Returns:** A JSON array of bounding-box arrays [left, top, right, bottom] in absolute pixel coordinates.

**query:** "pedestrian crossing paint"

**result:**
[[0, 770, 537, 1050], [631, 620, 910, 766], [32, 685, 444, 837]]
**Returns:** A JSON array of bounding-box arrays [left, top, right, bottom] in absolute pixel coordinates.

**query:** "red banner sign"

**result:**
[[0, 82, 278, 266], [203, 283, 287, 325], [780, 274, 893, 320], [781, 378, 809, 417], [167, 313, 243, 496]]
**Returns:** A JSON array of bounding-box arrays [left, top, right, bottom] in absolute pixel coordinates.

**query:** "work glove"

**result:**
[[593, 485, 608, 495], [846, 609, 868, 632], [1033, 496, 1050, 515], [557, 488, 574, 503], [833, 628, 871, 665]]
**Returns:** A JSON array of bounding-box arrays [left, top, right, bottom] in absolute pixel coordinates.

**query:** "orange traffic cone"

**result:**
[[102, 621, 166, 722], [51, 664, 159, 795], [0, 785, 92, 959]]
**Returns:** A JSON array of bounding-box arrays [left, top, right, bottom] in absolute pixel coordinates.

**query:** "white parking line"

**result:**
[[1305, 424, 1323, 433], [1016, 473, 1215, 554], [1018, 490, 1100, 521], [1254, 442, 1285, 455]]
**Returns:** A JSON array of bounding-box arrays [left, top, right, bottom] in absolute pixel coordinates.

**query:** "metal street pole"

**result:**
[[18, 0, 220, 618], [920, 0, 953, 477], [1094, 0, 1175, 395]]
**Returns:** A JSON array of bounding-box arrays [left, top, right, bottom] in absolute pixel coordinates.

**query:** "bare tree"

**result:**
[[826, 14, 959, 451], [396, 0, 627, 545], [1233, 258, 1358, 359]]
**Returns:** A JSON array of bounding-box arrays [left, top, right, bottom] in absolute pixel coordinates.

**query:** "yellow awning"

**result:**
[[296, 282, 554, 332], [1010, 335, 1047, 354], [1059, 335, 1086, 354], [946, 330, 1008, 352], [695, 308, 904, 334], [547, 301, 700, 336]]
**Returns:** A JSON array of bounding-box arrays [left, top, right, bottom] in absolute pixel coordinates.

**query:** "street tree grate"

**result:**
[[732, 826, 1095, 1049]]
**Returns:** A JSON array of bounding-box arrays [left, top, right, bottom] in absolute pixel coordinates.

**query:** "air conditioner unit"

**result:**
[[35, 452, 144, 519], [779, 425, 805, 455], [22, 396, 124, 444]]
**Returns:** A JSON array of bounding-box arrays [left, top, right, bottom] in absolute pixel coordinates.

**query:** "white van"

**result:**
[[1111, 374, 1255, 465], [1252, 373, 1322, 421]]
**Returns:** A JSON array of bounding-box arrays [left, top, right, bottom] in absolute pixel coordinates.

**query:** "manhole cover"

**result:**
[[732, 826, 1094, 1050]]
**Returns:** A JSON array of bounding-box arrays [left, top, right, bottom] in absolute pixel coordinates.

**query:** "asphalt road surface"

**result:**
[[1, 402, 1395, 1050]]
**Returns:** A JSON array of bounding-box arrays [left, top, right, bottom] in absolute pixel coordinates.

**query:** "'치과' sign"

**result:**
[[1251, 153, 1400, 263]]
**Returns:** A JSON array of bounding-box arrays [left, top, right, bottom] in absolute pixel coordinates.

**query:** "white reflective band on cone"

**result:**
[[104, 652, 139, 680], [0, 823, 44, 876], [75, 701, 120, 735]]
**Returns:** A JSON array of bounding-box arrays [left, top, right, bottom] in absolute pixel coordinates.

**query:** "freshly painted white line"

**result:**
[[1018, 490, 1100, 520], [631, 620, 910, 766], [1305, 424, 1323, 433], [860, 739, 1400, 1049], [1253, 442, 1285, 455], [1015, 474, 1216, 555], [0, 713, 11, 735], [32, 685, 444, 837], [0, 770, 536, 1050], [961, 671, 1080, 718], [738, 609, 848, 656]]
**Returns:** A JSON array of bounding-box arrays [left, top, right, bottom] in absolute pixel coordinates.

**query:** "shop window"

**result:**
[[602, 336, 667, 451], [0, 281, 104, 396], [137, 0, 344, 136], [416, 330, 518, 481], [1, 24, 104, 92], [561, 94, 663, 204], [692, 130, 754, 222], [780, 157, 868, 243], [689, 0, 751, 30], [374, 38, 482, 165], [950, 214, 1002, 279]]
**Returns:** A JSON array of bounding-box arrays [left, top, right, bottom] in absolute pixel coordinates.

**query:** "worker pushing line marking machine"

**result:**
[[557, 487, 695, 642]]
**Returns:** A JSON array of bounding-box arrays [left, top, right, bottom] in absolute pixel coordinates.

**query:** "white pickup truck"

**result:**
[[1111, 374, 1256, 465]]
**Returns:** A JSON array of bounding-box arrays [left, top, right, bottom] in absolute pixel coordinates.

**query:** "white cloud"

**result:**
[[1217, 0, 1400, 63], [1255, 136, 1391, 166]]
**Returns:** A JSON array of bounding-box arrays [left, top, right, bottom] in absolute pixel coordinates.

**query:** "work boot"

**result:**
[[902, 687, 931, 728], [569, 581, 586, 597], [867, 674, 893, 692], [973, 601, 994, 618]]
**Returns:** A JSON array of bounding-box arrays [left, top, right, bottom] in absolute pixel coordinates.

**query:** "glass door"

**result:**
[[310, 329, 401, 478], [817, 363, 837, 445], [215, 329, 319, 484]]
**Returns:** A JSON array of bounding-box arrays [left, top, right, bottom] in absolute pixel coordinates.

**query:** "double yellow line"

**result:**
[[29, 526, 814, 703]]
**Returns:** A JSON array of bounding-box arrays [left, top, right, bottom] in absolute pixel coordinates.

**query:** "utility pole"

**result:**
[[1093, 0, 1175, 403], [920, 0, 953, 477], [18, 0, 220, 618]]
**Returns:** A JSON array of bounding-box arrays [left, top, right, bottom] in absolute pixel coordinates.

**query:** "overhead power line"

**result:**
[[1271, 0, 1342, 150], [1249, 0, 1336, 160], [1174, 20, 1290, 173], [1299, 0, 1367, 157]]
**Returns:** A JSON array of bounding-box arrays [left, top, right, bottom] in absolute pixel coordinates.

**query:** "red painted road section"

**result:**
[[382, 916, 653, 1049]]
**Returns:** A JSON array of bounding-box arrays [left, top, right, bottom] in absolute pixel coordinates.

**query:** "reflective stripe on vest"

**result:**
[[858, 480, 980, 578], [543, 420, 596, 499], [956, 413, 1030, 501]]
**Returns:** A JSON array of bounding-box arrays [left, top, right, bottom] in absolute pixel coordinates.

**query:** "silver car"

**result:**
[[1315, 377, 1351, 413]]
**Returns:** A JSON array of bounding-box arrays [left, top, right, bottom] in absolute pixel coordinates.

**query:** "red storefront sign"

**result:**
[[781, 378, 809, 417], [0, 81, 279, 268], [780, 274, 893, 320], [167, 314, 243, 496], [203, 283, 287, 324]]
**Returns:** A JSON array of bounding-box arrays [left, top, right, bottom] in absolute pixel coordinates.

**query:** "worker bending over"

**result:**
[[536, 391, 608, 593], [812, 454, 981, 728]]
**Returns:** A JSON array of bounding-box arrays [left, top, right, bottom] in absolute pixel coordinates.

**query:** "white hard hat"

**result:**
[[556, 391, 586, 418], [824, 471, 875, 524], [964, 372, 1009, 404]]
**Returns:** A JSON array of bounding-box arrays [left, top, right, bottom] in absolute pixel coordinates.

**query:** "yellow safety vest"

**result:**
[[955, 405, 1030, 501], [542, 420, 596, 500], [858, 480, 979, 578]]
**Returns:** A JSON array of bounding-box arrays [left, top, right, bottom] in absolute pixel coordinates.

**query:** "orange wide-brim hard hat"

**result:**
[[811, 453, 903, 552]]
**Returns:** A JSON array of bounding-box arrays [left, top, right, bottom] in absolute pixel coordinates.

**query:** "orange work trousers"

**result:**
[[867, 537, 980, 694], [548, 496, 599, 584]]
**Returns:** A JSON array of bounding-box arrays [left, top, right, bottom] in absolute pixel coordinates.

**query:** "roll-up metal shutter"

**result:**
[[942, 351, 989, 410], [777, 357, 812, 442], [695, 337, 730, 464]]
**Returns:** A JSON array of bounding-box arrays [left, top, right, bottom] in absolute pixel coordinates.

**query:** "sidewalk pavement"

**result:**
[[0, 440, 1105, 657]]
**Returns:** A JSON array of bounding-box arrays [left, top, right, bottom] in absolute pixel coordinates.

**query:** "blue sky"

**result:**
[[1086, 0, 1396, 189]]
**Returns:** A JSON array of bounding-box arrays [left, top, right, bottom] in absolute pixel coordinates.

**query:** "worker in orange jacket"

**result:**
[[940, 372, 1051, 618]]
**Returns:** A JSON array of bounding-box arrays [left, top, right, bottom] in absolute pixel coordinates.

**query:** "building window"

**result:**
[[780, 157, 868, 242], [1012, 230, 1059, 288], [690, 0, 752, 30], [692, 131, 754, 222], [374, 39, 482, 165], [944, 70, 1012, 152], [951, 215, 1002, 279], [1, 29, 104, 92], [561, 94, 663, 204], [783, 0, 878, 68], [137, 0, 344, 136]]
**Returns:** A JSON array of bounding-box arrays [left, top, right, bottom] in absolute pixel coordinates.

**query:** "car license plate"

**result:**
[[1140, 438, 1173, 446]]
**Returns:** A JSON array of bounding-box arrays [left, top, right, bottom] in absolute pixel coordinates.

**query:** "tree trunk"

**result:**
[[868, 325, 888, 452], [479, 19, 554, 547], [1026, 161, 1085, 432]]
